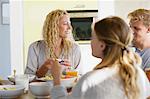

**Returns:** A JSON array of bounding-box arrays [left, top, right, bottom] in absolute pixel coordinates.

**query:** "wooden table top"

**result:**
[[17, 91, 51, 99], [16, 91, 35, 99]]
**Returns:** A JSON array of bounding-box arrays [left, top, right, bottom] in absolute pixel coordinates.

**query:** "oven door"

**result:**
[[68, 10, 98, 43]]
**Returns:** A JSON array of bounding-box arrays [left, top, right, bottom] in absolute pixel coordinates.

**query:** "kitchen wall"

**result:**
[[98, 0, 150, 22], [114, 0, 150, 22]]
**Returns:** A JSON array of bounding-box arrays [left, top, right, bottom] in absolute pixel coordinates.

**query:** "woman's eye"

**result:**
[[63, 22, 67, 25], [63, 21, 71, 25], [64, 23, 68, 25]]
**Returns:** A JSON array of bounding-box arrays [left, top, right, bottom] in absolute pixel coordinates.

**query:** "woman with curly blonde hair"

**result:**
[[25, 9, 81, 78], [50, 16, 150, 99]]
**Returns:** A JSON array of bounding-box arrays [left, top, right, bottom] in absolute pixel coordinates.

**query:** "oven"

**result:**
[[67, 10, 98, 42]]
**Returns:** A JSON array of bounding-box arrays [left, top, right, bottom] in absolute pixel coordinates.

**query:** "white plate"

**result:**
[[8, 75, 35, 82], [0, 85, 25, 98]]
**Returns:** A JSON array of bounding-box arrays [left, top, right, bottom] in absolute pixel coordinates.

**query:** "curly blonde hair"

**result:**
[[42, 9, 72, 59], [128, 8, 150, 27], [94, 16, 141, 99]]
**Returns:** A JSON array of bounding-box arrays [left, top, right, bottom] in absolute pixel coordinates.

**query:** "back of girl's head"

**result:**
[[94, 16, 141, 99], [94, 16, 133, 66]]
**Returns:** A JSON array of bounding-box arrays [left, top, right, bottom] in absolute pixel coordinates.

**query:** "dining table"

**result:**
[[16, 91, 38, 99]]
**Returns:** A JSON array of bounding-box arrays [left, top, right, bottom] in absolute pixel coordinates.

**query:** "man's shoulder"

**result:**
[[144, 48, 150, 52], [136, 48, 150, 55], [142, 48, 150, 55]]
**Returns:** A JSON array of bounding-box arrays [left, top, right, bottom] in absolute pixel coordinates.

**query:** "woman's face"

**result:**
[[58, 15, 72, 38], [91, 30, 105, 58]]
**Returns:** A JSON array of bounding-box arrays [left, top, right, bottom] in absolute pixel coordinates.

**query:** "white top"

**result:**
[[51, 66, 150, 99], [24, 40, 82, 76]]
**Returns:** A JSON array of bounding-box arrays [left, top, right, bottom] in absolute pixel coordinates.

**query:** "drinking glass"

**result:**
[[15, 74, 29, 93], [145, 68, 150, 81]]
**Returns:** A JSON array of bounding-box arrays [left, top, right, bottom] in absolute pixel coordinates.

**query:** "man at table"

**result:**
[[128, 8, 150, 80]]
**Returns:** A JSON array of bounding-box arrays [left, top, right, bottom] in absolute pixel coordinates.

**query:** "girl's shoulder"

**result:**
[[78, 67, 118, 87]]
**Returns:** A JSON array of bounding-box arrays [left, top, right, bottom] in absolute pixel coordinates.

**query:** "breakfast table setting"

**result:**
[[0, 79, 49, 99], [0, 70, 78, 99]]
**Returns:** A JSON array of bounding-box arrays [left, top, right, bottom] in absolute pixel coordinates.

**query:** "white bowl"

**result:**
[[0, 85, 25, 98], [8, 75, 35, 82], [61, 77, 77, 88], [29, 82, 52, 98], [46, 77, 77, 88]]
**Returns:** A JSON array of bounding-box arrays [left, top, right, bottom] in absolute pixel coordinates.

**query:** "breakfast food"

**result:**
[[62, 71, 78, 77], [0, 87, 16, 91], [41, 71, 78, 81], [43, 75, 53, 80]]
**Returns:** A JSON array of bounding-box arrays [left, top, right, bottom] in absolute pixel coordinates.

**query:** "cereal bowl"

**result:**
[[29, 82, 52, 98], [0, 85, 25, 98]]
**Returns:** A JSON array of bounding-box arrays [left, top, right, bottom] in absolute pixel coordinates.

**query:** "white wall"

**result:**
[[98, 0, 150, 21], [114, 0, 150, 22], [98, 0, 115, 19]]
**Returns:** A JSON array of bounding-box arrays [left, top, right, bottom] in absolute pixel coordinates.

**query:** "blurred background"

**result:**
[[0, 0, 150, 79]]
